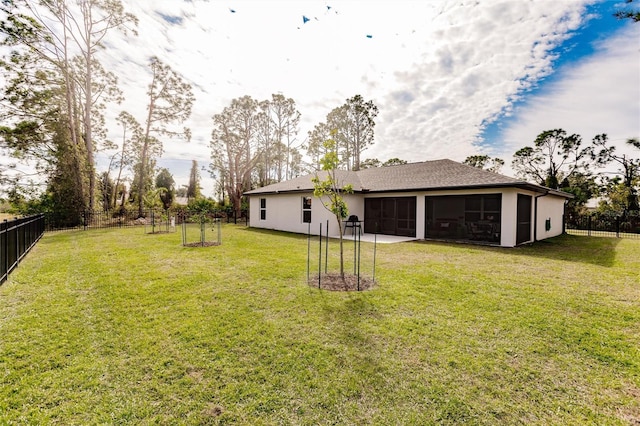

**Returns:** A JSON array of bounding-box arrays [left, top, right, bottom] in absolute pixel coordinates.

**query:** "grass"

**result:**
[[0, 225, 638, 425]]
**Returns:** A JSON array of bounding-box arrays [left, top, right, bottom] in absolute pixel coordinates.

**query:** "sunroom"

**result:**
[[425, 194, 502, 243]]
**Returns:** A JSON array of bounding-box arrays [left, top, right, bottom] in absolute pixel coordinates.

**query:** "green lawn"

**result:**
[[1, 225, 638, 425]]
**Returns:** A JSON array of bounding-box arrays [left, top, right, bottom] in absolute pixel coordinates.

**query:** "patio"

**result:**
[[330, 232, 418, 244]]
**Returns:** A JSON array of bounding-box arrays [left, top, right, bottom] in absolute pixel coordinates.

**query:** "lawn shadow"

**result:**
[[506, 234, 621, 267], [244, 227, 624, 268], [318, 293, 386, 382], [414, 234, 621, 267], [239, 227, 310, 242]]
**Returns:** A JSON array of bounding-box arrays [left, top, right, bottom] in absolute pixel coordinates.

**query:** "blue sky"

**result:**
[[478, 1, 637, 152], [2, 0, 639, 196], [106, 0, 639, 195]]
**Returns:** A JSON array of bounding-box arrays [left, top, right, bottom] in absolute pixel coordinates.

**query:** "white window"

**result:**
[[260, 198, 266, 220], [302, 197, 312, 223]]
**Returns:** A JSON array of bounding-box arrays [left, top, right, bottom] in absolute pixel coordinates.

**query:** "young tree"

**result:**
[[136, 56, 194, 216], [463, 155, 504, 173], [187, 160, 201, 200], [312, 137, 354, 279]]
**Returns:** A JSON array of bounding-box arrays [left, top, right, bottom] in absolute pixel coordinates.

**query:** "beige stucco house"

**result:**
[[244, 159, 572, 247]]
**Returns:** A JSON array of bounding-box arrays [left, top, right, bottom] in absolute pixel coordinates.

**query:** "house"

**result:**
[[244, 159, 573, 247]]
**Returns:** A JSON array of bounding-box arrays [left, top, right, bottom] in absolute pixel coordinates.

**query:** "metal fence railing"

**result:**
[[44, 209, 249, 232], [1, 214, 46, 285], [44, 209, 167, 232], [565, 211, 640, 239]]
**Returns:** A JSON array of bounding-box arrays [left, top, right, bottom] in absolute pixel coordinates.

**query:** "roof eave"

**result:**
[[362, 182, 574, 198], [244, 188, 313, 196], [245, 182, 574, 199]]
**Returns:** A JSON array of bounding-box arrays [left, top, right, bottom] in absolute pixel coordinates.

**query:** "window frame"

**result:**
[[260, 198, 266, 220], [302, 196, 312, 223]]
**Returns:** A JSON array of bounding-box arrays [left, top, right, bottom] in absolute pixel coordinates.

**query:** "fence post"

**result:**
[[2, 220, 7, 284], [325, 220, 329, 274], [616, 216, 620, 238], [318, 223, 322, 289], [14, 218, 19, 267], [306, 222, 310, 283], [1, 215, 46, 285], [587, 215, 591, 237]]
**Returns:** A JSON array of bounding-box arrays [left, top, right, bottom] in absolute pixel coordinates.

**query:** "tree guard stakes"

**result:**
[[353, 224, 361, 291], [306, 219, 377, 291], [145, 209, 176, 234], [318, 222, 322, 289], [179, 211, 221, 247]]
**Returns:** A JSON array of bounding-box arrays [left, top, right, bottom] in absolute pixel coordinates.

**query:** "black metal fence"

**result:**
[[565, 211, 640, 239], [44, 209, 248, 232], [1, 214, 46, 285], [43, 209, 167, 231]]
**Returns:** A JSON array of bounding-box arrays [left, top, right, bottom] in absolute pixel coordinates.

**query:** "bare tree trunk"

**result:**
[[138, 97, 155, 217], [83, 2, 96, 210], [112, 140, 126, 209], [61, 9, 86, 209]]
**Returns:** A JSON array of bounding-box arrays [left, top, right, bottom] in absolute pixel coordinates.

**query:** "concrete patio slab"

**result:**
[[329, 233, 418, 244]]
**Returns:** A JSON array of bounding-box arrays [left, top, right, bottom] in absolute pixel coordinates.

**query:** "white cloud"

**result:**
[[5, 0, 637, 197], [498, 23, 640, 175], [369, 0, 591, 163]]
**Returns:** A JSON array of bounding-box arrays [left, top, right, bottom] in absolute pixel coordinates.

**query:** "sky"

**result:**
[[4, 0, 640, 198]]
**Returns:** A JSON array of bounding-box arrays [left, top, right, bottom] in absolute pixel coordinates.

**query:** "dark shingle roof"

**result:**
[[244, 170, 361, 194], [244, 159, 572, 198], [356, 159, 521, 191]]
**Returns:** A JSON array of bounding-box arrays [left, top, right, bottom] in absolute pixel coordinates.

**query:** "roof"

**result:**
[[244, 159, 573, 198]]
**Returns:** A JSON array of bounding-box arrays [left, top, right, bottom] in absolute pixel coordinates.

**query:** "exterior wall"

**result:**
[[500, 189, 520, 247], [344, 194, 365, 226], [249, 193, 363, 236], [249, 188, 568, 247], [535, 194, 566, 241], [500, 188, 567, 246]]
